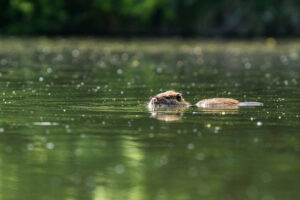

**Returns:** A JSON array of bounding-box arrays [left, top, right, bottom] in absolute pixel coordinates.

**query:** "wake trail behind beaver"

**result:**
[[238, 102, 263, 106]]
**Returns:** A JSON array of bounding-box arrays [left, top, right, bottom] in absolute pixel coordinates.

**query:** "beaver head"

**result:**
[[148, 90, 191, 109]]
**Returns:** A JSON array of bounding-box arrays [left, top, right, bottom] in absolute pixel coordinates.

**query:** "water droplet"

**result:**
[[265, 73, 271, 78], [72, 49, 80, 57], [257, 121, 263, 126], [132, 60, 139, 67], [47, 68, 53, 74], [0, 59, 7, 65], [245, 62, 251, 69], [46, 142, 55, 149], [115, 164, 125, 174], [117, 69, 123, 75], [214, 126, 221, 134], [159, 156, 168, 166], [149, 133, 154, 138], [196, 153, 205, 160], [75, 148, 82, 156], [187, 143, 195, 150], [27, 144, 34, 151]]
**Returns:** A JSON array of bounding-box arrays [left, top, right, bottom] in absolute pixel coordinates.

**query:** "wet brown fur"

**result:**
[[196, 98, 239, 107], [148, 90, 191, 108]]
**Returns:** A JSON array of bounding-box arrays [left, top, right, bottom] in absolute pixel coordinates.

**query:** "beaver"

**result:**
[[148, 90, 263, 109]]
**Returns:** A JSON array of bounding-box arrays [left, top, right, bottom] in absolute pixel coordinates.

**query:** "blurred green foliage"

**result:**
[[0, 0, 300, 36]]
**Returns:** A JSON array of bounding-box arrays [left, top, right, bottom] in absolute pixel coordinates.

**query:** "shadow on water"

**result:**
[[0, 38, 299, 200]]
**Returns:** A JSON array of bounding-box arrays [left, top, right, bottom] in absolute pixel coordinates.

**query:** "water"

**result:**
[[0, 38, 299, 200]]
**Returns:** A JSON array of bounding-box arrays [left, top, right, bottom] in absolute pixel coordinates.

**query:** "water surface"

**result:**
[[0, 38, 299, 200]]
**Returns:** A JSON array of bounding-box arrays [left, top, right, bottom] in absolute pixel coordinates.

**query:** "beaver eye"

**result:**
[[176, 95, 181, 101]]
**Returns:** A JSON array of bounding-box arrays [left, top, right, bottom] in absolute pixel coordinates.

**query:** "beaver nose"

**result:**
[[152, 97, 158, 103]]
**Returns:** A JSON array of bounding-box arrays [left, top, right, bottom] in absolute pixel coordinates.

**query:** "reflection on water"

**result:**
[[197, 105, 240, 114], [149, 107, 189, 122], [0, 38, 300, 200]]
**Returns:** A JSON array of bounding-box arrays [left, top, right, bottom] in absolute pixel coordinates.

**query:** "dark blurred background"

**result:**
[[0, 0, 299, 37]]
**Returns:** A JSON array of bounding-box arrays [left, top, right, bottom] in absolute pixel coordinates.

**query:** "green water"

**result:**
[[0, 38, 299, 200]]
